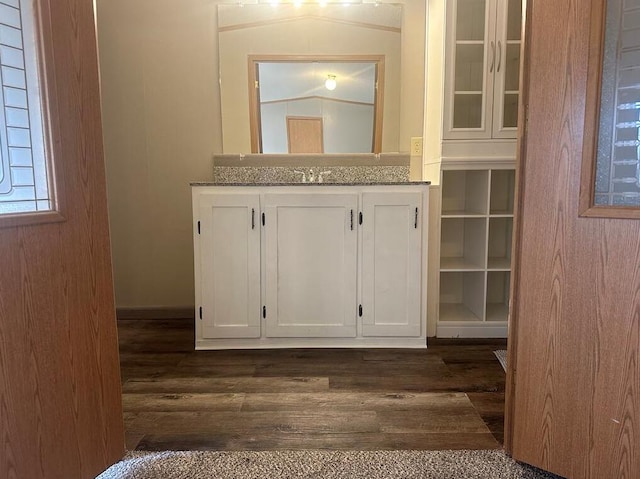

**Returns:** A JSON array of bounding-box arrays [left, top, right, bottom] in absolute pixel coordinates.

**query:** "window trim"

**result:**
[[579, 0, 640, 219], [0, 0, 66, 228]]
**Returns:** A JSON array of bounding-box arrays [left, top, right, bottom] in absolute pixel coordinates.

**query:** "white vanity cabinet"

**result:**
[[192, 183, 429, 349]]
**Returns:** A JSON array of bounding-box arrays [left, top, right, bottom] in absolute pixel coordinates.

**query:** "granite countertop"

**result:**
[[190, 181, 431, 187]]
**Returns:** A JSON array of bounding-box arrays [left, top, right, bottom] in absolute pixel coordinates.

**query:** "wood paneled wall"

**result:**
[[506, 0, 640, 477], [0, 0, 125, 478]]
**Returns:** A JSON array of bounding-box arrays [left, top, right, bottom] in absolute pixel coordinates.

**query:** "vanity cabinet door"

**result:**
[[361, 192, 423, 337], [264, 193, 358, 338], [197, 193, 261, 339]]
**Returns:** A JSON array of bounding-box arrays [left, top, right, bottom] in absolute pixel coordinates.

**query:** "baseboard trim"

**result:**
[[116, 307, 195, 320]]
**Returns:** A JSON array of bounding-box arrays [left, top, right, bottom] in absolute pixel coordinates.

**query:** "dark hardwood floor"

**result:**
[[118, 320, 506, 451]]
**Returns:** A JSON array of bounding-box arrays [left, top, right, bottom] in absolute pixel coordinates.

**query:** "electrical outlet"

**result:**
[[410, 137, 423, 156]]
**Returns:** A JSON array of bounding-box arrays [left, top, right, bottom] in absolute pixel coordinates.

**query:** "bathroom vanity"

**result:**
[[191, 182, 429, 349]]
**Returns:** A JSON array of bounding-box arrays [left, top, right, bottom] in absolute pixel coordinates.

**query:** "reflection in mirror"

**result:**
[[218, 3, 407, 154], [249, 57, 383, 153]]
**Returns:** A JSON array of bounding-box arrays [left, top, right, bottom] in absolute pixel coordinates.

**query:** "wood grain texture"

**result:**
[[118, 320, 506, 451], [506, 0, 640, 476], [0, 1, 125, 478]]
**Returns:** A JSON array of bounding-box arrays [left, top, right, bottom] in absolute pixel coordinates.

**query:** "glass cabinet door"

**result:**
[[493, 0, 522, 137], [450, 0, 490, 130]]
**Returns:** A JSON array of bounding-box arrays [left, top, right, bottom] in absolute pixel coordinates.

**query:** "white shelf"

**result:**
[[487, 256, 511, 270], [486, 303, 509, 322], [440, 217, 487, 271], [441, 170, 489, 216], [438, 168, 515, 338], [439, 303, 483, 322], [488, 217, 513, 269], [490, 170, 516, 215], [489, 211, 513, 217], [442, 211, 487, 218], [436, 322, 509, 338], [441, 257, 486, 271]]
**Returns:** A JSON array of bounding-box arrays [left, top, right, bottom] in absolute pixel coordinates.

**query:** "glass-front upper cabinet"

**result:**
[[444, 0, 523, 140]]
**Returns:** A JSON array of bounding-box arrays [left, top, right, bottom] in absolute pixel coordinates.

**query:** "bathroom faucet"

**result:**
[[293, 170, 307, 183], [318, 171, 332, 183]]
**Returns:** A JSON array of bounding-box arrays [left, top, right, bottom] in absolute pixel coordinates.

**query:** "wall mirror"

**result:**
[[248, 56, 384, 153], [218, 2, 424, 155]]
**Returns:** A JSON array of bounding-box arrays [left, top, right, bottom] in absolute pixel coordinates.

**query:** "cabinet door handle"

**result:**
[[497, 41, 502, 73], [350, 209, 354, 230], [251, 208, 255, 229], [489, 41, 495, 73], [414, 207, 419, 229]]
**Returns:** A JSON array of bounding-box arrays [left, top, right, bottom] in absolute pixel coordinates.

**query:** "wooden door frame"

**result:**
[[503, 0, 531, 453], [248, 54, 385, 153]]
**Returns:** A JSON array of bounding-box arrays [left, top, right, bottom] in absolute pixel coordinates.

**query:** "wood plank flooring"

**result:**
[[118, 320, 506, 451]]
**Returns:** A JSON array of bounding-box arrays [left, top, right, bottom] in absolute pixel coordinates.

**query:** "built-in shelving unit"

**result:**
[[437, 168, 515, 338]]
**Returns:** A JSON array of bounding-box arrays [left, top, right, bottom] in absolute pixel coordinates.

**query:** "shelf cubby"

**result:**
[[438, 167, 515, 337], [487, 217, 513, 270], [489, 169, 516, 215], [486, 271, 511, 322], [439, 271, 486, 322], [440, 217, 487, 270], [441, 170, 489, 216]]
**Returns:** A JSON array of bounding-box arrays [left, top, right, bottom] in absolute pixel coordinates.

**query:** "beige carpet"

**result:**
[[98, 450, 562, 479]]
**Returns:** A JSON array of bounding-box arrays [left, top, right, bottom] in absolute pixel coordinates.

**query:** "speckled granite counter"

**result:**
[[212, 165, 410, 184], [191, 180, 431, 186], [212, 153, 412, 184]]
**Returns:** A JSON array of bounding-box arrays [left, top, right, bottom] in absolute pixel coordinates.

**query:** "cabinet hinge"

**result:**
[[262, 305, 266, 318], [358, 304, 363, 317], [262, 212, 265, 226], [359, 212, 363, 225], [197, 221, 201, 234], [199, 306, 202, 319]]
